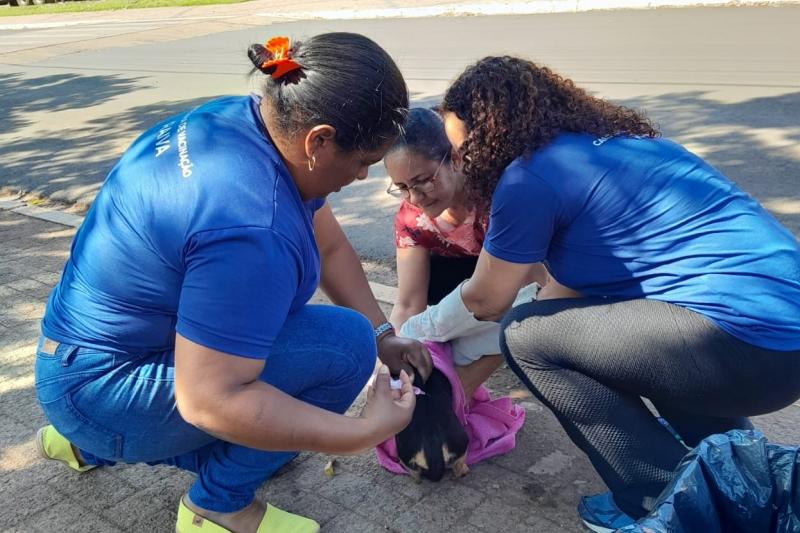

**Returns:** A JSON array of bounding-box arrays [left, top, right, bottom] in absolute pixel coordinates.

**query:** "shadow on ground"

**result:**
[[0, 71, 144, 133], [0, 71, 216, 208]]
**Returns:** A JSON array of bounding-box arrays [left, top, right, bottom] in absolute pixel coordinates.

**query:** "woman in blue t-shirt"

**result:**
[[403, 56, 800, 531], [35, 33, 432, 533]]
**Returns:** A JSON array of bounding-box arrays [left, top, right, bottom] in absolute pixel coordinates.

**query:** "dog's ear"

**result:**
[[451, 454, 469, 478]]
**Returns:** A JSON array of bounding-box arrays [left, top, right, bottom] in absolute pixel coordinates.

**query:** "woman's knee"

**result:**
[[308, 305, 377, 384], [266, 305, 377, 398], [501, 302, 537, 354], [499, 301, 559, 371], [338, 307, 378, 384]]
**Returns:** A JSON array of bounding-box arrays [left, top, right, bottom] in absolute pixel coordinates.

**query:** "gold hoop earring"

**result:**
[[308, 154, 316, 172]]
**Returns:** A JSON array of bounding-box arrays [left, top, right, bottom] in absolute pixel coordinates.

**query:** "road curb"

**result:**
[[0, 196, 400, 305], [2, 0, 798, 30]]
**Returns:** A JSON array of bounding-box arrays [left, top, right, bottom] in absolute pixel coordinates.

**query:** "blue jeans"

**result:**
[[35, 305, 376, 513]]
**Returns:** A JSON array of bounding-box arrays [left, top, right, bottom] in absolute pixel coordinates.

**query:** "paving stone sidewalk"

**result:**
[[2, 204, 800, 532]]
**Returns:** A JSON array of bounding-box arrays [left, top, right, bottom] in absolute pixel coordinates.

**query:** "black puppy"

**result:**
[[395, 367, 470, 482]]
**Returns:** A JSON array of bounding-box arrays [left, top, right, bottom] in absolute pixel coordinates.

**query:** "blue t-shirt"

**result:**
[[42, 95, 324, 359], [485, 133, 800, 351]]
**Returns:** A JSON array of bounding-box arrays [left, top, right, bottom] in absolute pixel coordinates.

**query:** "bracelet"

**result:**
[[373, 321, 394, 341]]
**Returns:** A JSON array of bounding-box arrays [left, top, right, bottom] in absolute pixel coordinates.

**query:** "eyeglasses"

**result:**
[[386, 153, 448, 199]]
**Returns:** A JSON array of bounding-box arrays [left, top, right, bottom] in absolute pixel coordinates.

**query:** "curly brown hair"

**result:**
[[442, 56, 659, 209]]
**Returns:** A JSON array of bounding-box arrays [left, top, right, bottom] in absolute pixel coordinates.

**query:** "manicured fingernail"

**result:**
[[379, 365, 389, 374], [399, 369, 408, 378]]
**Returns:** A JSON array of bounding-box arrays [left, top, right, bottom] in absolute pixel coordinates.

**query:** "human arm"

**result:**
[[313, 203, 432, 380], [461, 250, 539, 320], [461, 245, 582, 318], [174, 335, 414, 454], [454, 354, 504, 398], [389, 246, 430, 330], [400, 166, 561, 336]]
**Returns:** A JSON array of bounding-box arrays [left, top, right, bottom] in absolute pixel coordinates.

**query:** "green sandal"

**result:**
[[36, 425, 96, 473], [176, 498, 320, 533]]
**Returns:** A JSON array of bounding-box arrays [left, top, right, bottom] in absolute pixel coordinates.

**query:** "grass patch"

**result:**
[[0, 0, 248, 17]]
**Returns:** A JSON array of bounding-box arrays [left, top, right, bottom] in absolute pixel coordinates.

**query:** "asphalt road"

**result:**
[[1, 5, 799, 264]]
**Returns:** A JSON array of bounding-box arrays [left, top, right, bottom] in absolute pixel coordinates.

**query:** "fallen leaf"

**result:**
[[324, 459, 337, 478]]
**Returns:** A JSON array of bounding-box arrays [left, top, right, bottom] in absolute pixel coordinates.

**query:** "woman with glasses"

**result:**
[[385, 108, 549, 395], [385, 108, 486, 320]]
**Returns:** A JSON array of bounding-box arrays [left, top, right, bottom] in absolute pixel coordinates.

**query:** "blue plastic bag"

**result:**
[[619, 430, 800, 533]]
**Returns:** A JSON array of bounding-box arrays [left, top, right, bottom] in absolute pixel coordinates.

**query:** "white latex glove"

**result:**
[[512, 282, 540, 308], [399, 281, 541, 360], [399, 281, 490, 342], [450, 282, 541, 365]]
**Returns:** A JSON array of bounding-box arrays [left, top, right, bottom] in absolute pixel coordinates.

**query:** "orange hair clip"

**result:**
[[261, 36, 302, 80]]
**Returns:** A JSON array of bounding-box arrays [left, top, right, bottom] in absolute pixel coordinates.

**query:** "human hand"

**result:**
[[359, 365, 416, 447], [378, 333, 433, 382]]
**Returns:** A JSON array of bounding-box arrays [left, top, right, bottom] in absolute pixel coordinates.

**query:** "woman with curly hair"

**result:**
[[401, 56, 800, 530]]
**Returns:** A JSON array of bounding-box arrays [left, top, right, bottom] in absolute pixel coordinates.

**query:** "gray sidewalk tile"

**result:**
[[113, 462, 193, 491], [322, 512, 389, 532], [1, 382, 49, 432], [128, 507, 178, 533], [458, 462, 543, 507], [29, 271, 62, 287], [469, 498, 559, 533], [0, 285, 21, 300], [4, 278, 51, 294], [0, 329, 41, 362], [754, 405, 800, 444], [112, 472, 193, 527], [391, 483, 485, 533], [286, 494, 345, 528], [0, 418, 58, 489], [0, 344, 35, 380], [358, 462, 436, 502], [0, 266, 29, 286], [44, 469, 140, 514], [0, 474, 69, 529], [315, 470, 417, 527], [20, 499, 125, 533]]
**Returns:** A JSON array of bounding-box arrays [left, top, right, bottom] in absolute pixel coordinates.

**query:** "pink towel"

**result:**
[[375, 341, 526, 475]]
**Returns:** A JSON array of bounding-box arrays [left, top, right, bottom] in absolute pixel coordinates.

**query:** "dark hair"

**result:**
[[386, 107, 451, 162], [248, 32, 408, 152], [442, 56, 659, 208]]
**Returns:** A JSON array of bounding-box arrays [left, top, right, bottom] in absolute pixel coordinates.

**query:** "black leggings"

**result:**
[[500, 298, 800, 518]]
